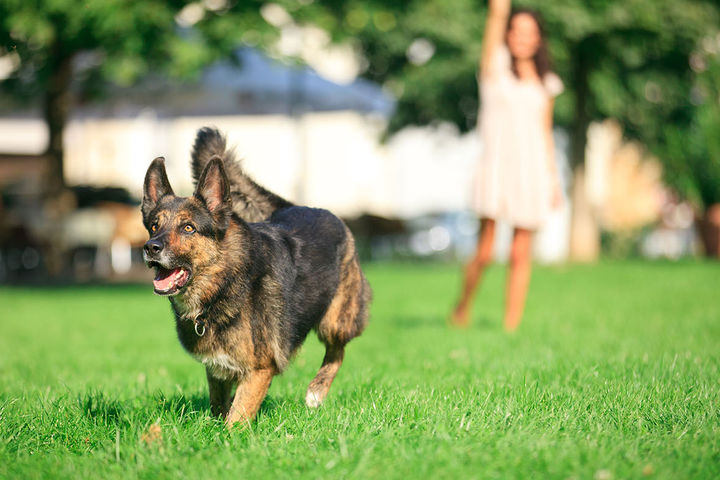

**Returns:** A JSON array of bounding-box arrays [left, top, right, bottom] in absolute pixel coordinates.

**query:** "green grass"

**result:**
[[1, 261, 719, 479]]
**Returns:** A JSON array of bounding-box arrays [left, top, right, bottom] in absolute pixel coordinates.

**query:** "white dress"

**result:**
[[473, 46, 563, 229]]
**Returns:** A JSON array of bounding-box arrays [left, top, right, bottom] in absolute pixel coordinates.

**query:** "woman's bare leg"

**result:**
[[504, 227, 533, 332], [451, 218, 496, 326]]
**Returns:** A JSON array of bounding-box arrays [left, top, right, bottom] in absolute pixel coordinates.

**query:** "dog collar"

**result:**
[[194, 317, 206, 337]]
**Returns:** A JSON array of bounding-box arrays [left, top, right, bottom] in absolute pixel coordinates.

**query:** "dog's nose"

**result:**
[[144, 239, 163, 255]]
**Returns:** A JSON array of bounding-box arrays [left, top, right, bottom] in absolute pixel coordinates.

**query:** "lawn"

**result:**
[[1, 261, 718, 479]]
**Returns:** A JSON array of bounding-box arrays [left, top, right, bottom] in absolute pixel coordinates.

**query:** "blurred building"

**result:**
[[0, 47, 576, 276], [3, 49, 683, 277], [571, 119, 696, 260]]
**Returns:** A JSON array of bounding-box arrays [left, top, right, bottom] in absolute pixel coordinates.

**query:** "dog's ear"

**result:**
[[194, 156, 230, 216], [142, 157, 174, 218]]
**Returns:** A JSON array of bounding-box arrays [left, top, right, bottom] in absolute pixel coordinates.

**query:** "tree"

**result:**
[[279, 0, 720, 258], [3, 0, 718, 216], [0, 0, 276, 198], [663, 41, 720, 210], [285, 0, 720, 184]]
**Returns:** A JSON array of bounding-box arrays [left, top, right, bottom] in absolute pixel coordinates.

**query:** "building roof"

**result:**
[[76, 48, 394, 119]]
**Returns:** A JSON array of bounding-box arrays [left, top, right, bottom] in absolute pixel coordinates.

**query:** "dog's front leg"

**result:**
[[206, 369, 234, 418], [225, 368, 274, 428]]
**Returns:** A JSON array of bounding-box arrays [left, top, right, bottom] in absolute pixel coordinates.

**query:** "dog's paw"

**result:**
[[305, 390, 324, 408]]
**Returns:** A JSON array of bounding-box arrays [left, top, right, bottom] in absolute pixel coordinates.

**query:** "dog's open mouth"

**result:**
[[152, 266, 191, 295]]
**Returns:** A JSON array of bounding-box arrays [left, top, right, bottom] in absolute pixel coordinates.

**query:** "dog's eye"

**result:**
[[183, 224, 196, 233], [151, 223, 158, 233]]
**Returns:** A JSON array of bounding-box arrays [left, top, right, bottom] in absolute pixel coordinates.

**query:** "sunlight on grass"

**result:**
[[1, 261, 718, 478]]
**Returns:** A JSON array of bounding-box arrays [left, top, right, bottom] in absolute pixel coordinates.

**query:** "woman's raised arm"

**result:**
[[480, 0, 511, 76]]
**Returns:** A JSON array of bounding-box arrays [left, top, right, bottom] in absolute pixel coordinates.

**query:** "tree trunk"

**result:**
[[42, 48, 74, 198], [698, 204, 720, 258], [569, 41, 590, 170], [41, 46, 75, 276], [568, 38, 600, 262]]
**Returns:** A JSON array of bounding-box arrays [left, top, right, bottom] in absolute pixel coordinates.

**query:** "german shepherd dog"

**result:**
[[141, 127, 371, 427]]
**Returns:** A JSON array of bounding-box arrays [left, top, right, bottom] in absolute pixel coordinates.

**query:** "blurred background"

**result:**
[[0, 0, 719, 284]]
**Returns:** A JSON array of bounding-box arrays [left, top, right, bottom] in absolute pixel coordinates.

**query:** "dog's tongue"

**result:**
[[154, 267, 183, 291]]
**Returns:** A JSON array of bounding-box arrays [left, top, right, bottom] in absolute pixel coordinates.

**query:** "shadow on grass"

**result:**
[[393, 314, 447, 329], [78, 388, 283, 427], [468, 315, 496, 329], [393, 313, 497, 330], [79, 391, 128, 424]]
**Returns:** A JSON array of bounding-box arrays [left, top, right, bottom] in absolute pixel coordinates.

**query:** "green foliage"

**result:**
[[2, 0, 720, 204], [0, 0, 276, 103], [662, 49, 720, 207], [1, 262, 719, 478], [288, 0, 720, 205], [289, 0, 485, 132], [600, 227, 652, 259], [285, 0, 718, 137]]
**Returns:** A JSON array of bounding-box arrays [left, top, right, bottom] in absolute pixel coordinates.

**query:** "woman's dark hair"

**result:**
[[506, 8, 553, 78]]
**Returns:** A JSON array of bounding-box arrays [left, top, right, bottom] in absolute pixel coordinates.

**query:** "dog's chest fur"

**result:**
[[171, 296, 252, 381], [193, 350, 246, 381]]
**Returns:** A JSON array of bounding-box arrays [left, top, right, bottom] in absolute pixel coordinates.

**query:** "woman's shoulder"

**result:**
[[543, 72, 564, 97]]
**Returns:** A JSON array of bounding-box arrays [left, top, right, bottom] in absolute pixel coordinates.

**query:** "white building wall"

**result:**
[[1, 111, 571, 263], [0, 118, 47, 154]]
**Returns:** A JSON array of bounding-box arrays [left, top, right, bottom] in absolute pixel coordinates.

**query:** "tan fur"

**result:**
[[307, 227, 371, 407], [305, 344, 345, 407], [226, 368, 275, 427], [316, 228, 369, 345]]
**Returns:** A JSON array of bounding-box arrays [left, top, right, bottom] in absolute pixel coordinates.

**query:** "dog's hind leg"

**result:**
[[305, 344, 345, 408], [307, 236, 371, 408]]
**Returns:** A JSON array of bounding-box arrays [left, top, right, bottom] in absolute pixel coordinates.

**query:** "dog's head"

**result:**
[[141, 156, 231, 296]]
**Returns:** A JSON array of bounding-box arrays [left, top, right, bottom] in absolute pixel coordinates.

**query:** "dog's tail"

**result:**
[[191, 127, 293, 222]]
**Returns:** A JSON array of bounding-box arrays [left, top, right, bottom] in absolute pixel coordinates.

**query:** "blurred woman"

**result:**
[[451, 0, 563, 331]]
